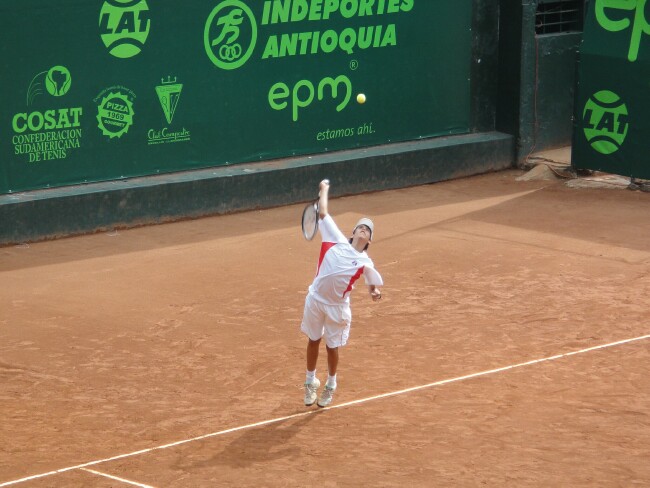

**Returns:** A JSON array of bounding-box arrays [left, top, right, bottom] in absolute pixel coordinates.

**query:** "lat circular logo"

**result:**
[[99, 0, 151, 59], [204, 0, 257, 70], [583, 90, 629, 155], [97, 92, 135, 139]]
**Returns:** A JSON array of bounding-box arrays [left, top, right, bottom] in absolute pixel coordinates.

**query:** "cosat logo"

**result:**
[[583, 90, 629, 155], [99, 0, 151, 59], [45, 66, 72, 97], [95, 87, 136, 139], [148, 76, 191, 146], [596, 0, 650, 62], [204, 0, 258, 70], [11, 66, 83, 163]]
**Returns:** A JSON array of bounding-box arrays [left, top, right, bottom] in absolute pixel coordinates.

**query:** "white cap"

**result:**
[[353, 218, 374, 240]]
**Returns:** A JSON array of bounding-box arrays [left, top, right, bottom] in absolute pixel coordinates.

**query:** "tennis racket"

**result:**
[[301, 179, 329, 241], [301, 199, 319, 241]]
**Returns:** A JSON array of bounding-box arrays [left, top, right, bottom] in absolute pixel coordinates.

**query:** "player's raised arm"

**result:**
[[318, 179, 330, 219]]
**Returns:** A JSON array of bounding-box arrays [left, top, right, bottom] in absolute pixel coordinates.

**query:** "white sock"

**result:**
[[306, 370, 316, 383], [326, 374, 337, 389]]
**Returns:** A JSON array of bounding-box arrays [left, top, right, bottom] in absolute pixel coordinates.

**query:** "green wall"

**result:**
[[572, 0, 650, 179], [0, 0, 522, 245], [1, 0, 474, 194]]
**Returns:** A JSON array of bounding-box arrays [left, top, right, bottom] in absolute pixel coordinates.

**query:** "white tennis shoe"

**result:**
[[317, 385, 336, 408], [304, 378, 320, 406]]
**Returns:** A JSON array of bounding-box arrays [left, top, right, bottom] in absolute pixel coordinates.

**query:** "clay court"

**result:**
[[1, 169, 649, 487]]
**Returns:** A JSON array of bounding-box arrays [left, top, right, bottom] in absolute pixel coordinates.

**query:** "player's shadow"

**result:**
[[189, 411, 320, 469]]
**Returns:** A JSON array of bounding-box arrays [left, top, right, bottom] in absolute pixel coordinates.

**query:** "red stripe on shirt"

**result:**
[[343, 266, 364, 297], [317, 242, 337, 275]]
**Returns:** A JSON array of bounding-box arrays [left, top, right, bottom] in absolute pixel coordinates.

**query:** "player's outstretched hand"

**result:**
[[319, 179, 330, 192], [370, 287, 382, 301]]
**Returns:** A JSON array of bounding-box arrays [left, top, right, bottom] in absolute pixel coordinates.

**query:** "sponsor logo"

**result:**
[[204, 0, 414, 67], [269, 74, 352, 122], [203, 0, 415, 130], [156, 76, 183, 124], [11, 66, 83, 163], [583, 90, 629, 155], [99, 0, 151, 59], [259, 0, 410, 59], [204, 0, 258, 70], [95, 86, 136, 139], [148, 76, 191, 145], [595, 0, 649, 62], [45, 66, 72, 97]]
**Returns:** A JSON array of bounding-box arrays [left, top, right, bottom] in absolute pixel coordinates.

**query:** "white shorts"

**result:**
[[300, 293, 352, 348]]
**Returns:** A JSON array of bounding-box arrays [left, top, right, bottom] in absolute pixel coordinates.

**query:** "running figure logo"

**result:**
[[213, 9, 243, 61], [204, 0, 257, 70]]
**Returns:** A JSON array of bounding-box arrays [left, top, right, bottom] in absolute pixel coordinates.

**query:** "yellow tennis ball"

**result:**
[[357, 93, 366, 104]]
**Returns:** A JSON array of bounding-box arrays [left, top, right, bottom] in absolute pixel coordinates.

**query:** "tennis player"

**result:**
[[301, 179, 383, 408]]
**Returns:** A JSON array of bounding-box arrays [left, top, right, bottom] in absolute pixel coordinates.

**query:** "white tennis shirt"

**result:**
[[308, 214, 383, 306]]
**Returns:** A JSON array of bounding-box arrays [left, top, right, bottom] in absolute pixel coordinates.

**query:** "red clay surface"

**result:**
[[1, 169, 649, 487]]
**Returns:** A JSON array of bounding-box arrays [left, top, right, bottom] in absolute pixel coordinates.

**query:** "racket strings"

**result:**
[[302, 202, 319, 240]]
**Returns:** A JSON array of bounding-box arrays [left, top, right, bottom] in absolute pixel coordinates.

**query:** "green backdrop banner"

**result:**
[[0, 0, 472, 194], [572, 0, 650, 179]]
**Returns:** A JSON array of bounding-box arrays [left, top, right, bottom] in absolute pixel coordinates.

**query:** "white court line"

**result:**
[[1, 333, 648, 487], [80, 468, 156, 488]]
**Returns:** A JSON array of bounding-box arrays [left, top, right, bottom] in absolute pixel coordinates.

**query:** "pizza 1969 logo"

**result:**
[[204, 0, 258, 70], [95, 86, 136, 139]]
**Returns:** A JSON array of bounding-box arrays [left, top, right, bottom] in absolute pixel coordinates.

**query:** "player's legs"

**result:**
[[325, 345, 338, 377], [301, 294, 325, 374], [301, 297, 351, 407], [304, 338, 322, 406], [300, 293, 326, 342], [301, 294, 325, 406], [307, 338, 321, 371], [317, 304, 350, 407], [318, 348, 338, 408]]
